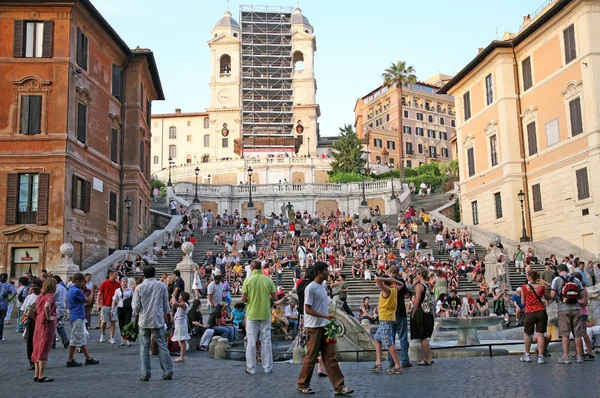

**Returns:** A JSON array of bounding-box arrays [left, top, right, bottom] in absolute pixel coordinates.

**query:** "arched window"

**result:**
[[203, 117, 210, 129], [169, 145, 176, 159], [201, 155, 209, 163], [186, 154, 192, 164], [204, 134, 210, 147], [153, 155, 159, 164], [169, 126, 176, 139], [220, 54, 231, 74], [292, 51, 304, 71]]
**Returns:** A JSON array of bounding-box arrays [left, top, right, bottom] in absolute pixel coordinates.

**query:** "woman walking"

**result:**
[[32, 278, 58, 382], [411, 268, 434, 366], [520, 270, 548, 364], [112, 277, 133, 346], [21, 279, 41, 370]]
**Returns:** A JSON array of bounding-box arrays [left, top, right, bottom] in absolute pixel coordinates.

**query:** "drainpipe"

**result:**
[[511, 42, 533, 241], [118, 58, 132, 249]]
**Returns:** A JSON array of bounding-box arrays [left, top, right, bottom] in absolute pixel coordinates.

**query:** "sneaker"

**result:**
[[108, 338, 116, 345], [576, 356, 584, 364], [594, 348, 600, 354], [99, 335, 105, 343], [558, 356, 572, 364], [119, 341, 125, 346], [583, 353, 595, 361], [543, 349, 551, 357], [126, 341, 132, 347], [537, 356, 546, 364], [520, 354, 531, 362], [162, 374, 173, 380], [85, 358, 100, 365], [66, 360, 83, 368]]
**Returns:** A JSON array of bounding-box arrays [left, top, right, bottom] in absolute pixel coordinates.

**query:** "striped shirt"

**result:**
[[132, 278, 170, 329]]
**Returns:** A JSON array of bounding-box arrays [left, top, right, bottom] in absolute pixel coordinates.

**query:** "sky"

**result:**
[[92, 0, 545, 137]]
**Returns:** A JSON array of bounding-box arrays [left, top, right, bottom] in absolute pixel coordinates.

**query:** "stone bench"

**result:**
[[433, 316, 505, 346]]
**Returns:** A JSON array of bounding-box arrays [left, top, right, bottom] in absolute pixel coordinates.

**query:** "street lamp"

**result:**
[[207, 174, 211, 185], [247, 167, 254, 208], [390, 174, 397, 200], [360, 168, 368, 206], [517, 189, 530, 242], [124, 196, 132, 250], [307, 137, 310, 157], [167, 156, 174, 186], [193, 167, 200, 203]]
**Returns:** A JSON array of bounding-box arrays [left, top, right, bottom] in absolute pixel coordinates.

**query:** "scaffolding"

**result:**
[[240, 5, 295, 151]]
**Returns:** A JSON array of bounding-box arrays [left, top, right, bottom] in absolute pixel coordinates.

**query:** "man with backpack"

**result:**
[[551, 264, 586, 364], [15, 276, 30, 333]]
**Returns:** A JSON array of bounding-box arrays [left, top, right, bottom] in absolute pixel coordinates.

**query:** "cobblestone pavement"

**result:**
[[1, 319, 598, 398]]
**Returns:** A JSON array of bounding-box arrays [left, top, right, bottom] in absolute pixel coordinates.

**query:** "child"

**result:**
[[231, 302, 246, 331], [171, 292, 191, 362]]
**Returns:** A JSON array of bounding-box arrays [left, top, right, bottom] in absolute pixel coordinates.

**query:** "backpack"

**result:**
[[17, 286, 28, 303], [421, 283, 436, 314], [560, 276, 580, 304]]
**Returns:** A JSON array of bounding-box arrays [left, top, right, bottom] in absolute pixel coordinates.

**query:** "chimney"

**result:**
[[175, 108, 181, 114], [477, 48, 484, 55]]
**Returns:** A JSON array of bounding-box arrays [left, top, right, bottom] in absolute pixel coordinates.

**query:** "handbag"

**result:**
[[527, 283, 545, 306]]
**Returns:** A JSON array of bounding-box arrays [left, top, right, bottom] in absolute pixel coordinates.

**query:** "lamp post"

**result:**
[[518, 189, 530, 242], [390, 174, 397, 200], [193, 167, 200, 203], [167, 156, 174, 186], [307, 137, 310, 157], [124, 196, 132, 250], [360, 168, 368, 206], [247, 167, 254, 208], [207, 174, 211, 185]]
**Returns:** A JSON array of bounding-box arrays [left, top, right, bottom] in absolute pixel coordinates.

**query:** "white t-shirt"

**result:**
[[304, 281, 329, 328]]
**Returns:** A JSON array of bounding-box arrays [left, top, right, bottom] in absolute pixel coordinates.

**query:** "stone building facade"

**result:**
[[0, 0, 163, 276]]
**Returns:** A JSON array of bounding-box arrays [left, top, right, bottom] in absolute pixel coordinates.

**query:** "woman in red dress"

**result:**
[[32, 278, 58, 383]]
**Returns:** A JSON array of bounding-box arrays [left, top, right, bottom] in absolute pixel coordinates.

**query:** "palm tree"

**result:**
[[382, 61, 417, 183]]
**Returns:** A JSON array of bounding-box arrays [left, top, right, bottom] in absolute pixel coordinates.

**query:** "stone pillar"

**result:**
[[388, 198, 399, 216], [214, 338, 230, 359], [190, 201, 202, 213], [358, 205, 370, 222], [52, 243, 81, 282], [176, 242, 197, 292], [166, 185, 174, 205], [246, 206, 257, 221], [208, 336, 220, 358]]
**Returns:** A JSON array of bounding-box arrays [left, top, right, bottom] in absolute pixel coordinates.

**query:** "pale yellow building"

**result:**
[[439, 0, 600, 254]]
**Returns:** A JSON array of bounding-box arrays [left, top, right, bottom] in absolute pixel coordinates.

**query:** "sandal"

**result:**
[[370, 364, 383, 372], [37, 377, 54, 383], [417, 361, 432, 366], [386, 367, 403, 374], [335, 387, 354, 396], [297, 387, 315, 395], [318, 372, 328, 378]]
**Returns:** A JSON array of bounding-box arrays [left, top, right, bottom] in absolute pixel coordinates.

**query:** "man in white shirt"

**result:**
[[284, 302, 299, 334], [296, 262, 353, 396], [297, 244, 307, 270]]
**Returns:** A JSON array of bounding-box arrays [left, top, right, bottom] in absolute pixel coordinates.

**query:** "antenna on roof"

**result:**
[[226, 0, 230, 11]]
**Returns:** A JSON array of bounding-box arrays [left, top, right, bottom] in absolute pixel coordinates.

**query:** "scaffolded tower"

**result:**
[[240, 6, 295, 152]]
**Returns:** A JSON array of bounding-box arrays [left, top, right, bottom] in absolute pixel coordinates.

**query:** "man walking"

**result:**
[[66, 273, 100, 367], [514, 245, 525, 275], [132, 266, 173, 381], [333, 274, 353, 317], [297, 262, 353, 395], [97, 271, 120, 344], [551, 264, 586, 364], [0, 273, 17, 342], [386, 265, 411, 368], [53, 276, 70, 348], [242, 259, 276, 374]]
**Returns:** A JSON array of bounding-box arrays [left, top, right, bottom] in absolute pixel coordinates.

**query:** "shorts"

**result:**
[[101, 306, 115, 323], [515, 260, 524, 269], [524, 310, 548, 335], [558, 309, 583, 338], [70, 318, 87, 347], [374, 321, 395, 347]]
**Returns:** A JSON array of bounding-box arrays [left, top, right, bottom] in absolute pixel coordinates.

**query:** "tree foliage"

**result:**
[[329, 124, 365, 174], [382, 61, 417, 91]]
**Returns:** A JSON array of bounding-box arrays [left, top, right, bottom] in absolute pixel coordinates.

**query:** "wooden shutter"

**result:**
[[146, 100, 151, 126], [569, 97, 583, 136], [36, 173, 49, 224], [20, 96, 30, 134], [77, 103, 86, 143], [531, 184, 542, 213], [139, 140, 144, 173], [467, 147, 475, 176], [13, 20, 25, 57], [494, 192, 503, 218], [83, 180, 91, 212], [41, 20, 54, 58], [463, 91, 471, 120], [109, 192, 117, 222], [112, 64, 121, 100], [5, 173, 18, 225], [29, 95, 42, 134], [71, 174, 78, 208], [576, 168, 590, 200], [110, 128, 118, 162], [77, 28, 88, 70], [522, 57, 533, 90], [564, 25, 576, 63], [527, 122, 537, 156]]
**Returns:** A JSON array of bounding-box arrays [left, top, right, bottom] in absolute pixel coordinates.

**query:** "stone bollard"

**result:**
[[208, 336, 220, 358], [293, 344, 305, 364], [360, 318, 371, 332], [214, 338, 229, 359]]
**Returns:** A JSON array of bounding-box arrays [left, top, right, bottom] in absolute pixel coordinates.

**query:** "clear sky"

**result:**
[[93, 0, 545, 137]]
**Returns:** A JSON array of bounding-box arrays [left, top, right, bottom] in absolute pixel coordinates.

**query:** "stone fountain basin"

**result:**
[[435, 316, 505, 346]]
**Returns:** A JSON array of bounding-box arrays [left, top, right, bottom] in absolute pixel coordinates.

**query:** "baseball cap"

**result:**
[[0, 273, 7, 282]]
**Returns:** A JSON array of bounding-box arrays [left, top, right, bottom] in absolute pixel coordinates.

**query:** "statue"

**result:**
[[484, 235, 506, 287]]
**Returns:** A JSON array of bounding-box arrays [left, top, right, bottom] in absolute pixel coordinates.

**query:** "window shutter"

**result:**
[[42, 20, 54, 58], [13, 20, 25, 58], [83, 180, 91, 212], [569, 97, 583, 136], [71, 174, 78, 208], [467, 148, 475, 176], [109, 192, 117, 222], [522, 57, 533, 90], [532, 184, 542, 212], [5, 173, 18, 225], [112, 64, 121, 100], [110, 128, 118, 162], [576, 168, 590, 200], [76, 28, 82, 66], [36, 173, 49, 224], [77, 103, 86, 143], [20, 96, 30, 134], [29, 95, 42, 134], [139, 140, 144, 173], [147, 100, 151, 126], [527, 122, 537, 156]]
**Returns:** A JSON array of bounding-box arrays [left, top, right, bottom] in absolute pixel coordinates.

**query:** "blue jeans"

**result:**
[[288, 319, 299, 334], [139, 327, 173, 378], [0, 308, 6, 339], [16, 309, 25, 332], [388, 316, 410, 365], [213, 326, 237, 342]]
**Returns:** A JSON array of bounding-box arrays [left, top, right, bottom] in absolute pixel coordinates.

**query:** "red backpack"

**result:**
[[560, 276, 581, 304]]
